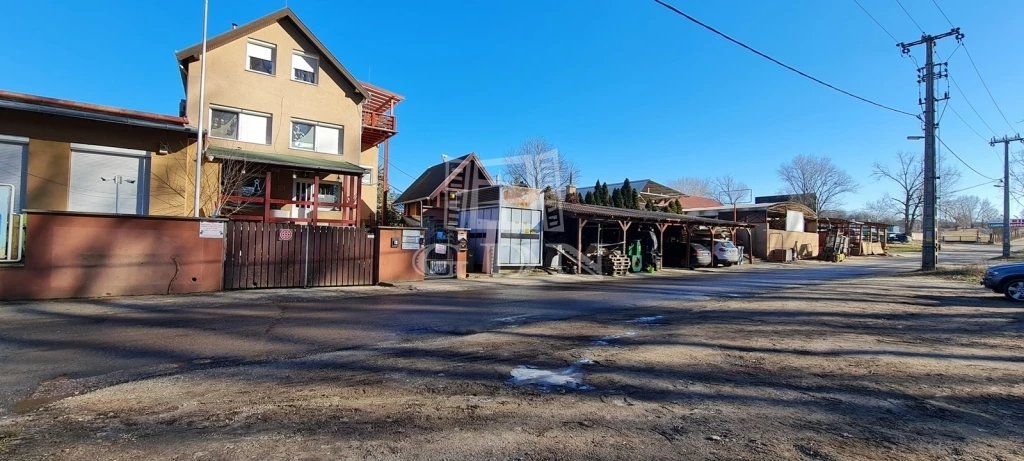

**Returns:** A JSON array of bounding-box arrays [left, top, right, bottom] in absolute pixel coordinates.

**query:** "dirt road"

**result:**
[[2, 268, 1021, 460]]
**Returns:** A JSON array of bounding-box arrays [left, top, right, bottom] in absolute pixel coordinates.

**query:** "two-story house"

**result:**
[[174, 8, 401, 226]]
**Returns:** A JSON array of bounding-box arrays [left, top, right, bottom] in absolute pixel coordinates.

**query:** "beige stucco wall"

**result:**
[[0, 108, 195, 215], [183, 19, 378, 222]]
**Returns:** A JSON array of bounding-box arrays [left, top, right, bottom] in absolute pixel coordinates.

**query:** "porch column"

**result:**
[[312, 174, 320, 226], [263, 170, 272, 223], [577, 218, 587, 275], [618, 220, 632, 254], [711, 227, 718, 267], [355, 173, 363, 226]]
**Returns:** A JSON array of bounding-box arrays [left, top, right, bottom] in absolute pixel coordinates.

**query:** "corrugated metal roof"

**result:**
[[553, 201, 751, 227], [207, 146, 366, 174]]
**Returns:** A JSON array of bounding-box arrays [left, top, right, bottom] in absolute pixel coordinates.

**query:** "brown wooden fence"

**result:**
[[224, 222, 374, 289]]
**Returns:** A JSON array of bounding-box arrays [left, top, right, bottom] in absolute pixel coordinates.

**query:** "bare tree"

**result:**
[[869, 151, 961, 232], [668, 176, 714, 198], [1011, 149, 1024, 198], [151, 145, 263, 217], [711, 175, 750, 205], [942, 195, 985, 229], [503, 137, 581, 190], [976, 198, 999, 226], [777, 154, 858, 213]]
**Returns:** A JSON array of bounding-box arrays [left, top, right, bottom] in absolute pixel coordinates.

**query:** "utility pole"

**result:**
[[899, 28, 963, 271], [991, 134, 1024, 258]]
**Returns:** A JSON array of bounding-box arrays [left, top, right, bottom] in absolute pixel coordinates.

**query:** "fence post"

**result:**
[[302, 226, 310, 288]]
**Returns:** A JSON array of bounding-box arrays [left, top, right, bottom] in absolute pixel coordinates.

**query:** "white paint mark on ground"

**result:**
[[493, 314, 531, 323], [508, 360, 594, 390]]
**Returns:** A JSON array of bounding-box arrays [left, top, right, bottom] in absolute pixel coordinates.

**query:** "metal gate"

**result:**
[[224, 222, 374, 289], [423, 227, 456, 279]]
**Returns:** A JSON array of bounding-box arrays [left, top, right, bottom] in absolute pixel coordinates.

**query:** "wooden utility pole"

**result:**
[[991, 134, 1024, 258], [899, 28, 963, 270]]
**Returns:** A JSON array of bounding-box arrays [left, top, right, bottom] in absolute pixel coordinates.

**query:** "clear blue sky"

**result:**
[[1, 0, 1021, 214]]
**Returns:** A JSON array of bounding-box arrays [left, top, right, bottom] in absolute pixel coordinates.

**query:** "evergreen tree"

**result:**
[[593, 180, 603, 204], [674, 200, 684, 214], [630, 188, 641, 210], [600, 183, 611, 206], [611, 188, 623, 208], [621, 179, 634, 209], [584, 191, 594, 204], [645, 200, 656, 211]]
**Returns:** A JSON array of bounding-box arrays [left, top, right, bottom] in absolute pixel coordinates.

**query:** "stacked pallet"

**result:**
[[602, 254, 630, 276]]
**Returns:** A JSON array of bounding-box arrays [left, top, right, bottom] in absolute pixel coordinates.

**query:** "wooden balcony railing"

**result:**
[[362, 110, 396, 131]]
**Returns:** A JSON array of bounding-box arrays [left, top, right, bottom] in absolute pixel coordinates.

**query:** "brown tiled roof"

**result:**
[[0, 90, 188, 126], [675, 196, 723, 209], [175, 8, 371, 102]]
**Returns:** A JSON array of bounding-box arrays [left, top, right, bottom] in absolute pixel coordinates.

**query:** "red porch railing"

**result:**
[[362, 110, 396, 131], [222, 171, 363, 226]]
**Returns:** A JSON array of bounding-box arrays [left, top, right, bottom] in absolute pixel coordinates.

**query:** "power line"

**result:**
[[936, 136, 999, 180], [930, 0, 955, 27], [962, 44, 1016, 131], [388, 161, 418, 180], [949, 74, 998, 136], [947, 179, 999, 195], [945, 104, 1003, 161], [652, 0, 920, 118], [894, 0, 925, 33], [851, 0, 898, 43]]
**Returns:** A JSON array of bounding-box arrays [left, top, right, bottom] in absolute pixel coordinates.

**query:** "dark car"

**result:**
[[887, 233, 911, 244], [981, 263, 1024, 301], [686, 243, 712, 269]]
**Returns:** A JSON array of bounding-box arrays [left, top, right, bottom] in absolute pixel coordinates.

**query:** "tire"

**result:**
[[1003, 279, 1024, 302]]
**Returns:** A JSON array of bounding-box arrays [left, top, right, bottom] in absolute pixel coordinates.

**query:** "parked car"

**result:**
[[887, 233, 911, 244], [710, 239, 740, 266], [686, 243, 712, 268], [982, 263, 1024, 301]]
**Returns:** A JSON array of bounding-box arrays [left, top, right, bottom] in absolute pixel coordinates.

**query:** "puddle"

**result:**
[[12, 397, 61, 414], [508, 359, 594, 390], [627, 315, 664, 324]]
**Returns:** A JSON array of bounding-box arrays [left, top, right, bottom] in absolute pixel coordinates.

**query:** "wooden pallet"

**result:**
[[602, 255, 630, 276]]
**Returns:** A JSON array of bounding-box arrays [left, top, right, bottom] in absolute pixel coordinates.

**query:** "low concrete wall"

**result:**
[[0, 211, 224, 300], [375, 227, 425, 284]]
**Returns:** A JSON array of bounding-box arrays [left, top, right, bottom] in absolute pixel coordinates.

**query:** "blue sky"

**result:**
[[1, 0, 1021, 213]]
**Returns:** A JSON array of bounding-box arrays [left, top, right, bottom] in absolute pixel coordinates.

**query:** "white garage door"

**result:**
[[0, 139, 27, 212], [68, 146, 149, 215]]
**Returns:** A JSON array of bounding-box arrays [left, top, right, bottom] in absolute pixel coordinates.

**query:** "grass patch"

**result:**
[[990, 251, 1024, 262], [0, 430, 21, 456], [887, 243, 922, 253], [901, 264, 987, 283]]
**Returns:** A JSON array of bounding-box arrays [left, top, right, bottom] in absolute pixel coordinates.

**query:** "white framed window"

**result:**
[[317, 181, 342, 206], [246, 39, 276, 75], [360, 165, 374, 185], [290, 119, 343, 155], [210, 106, 272, 145], [291, 51, 319, 84]]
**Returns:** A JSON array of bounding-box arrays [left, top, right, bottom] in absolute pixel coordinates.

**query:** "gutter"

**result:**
[[0, 100, 198, 134]]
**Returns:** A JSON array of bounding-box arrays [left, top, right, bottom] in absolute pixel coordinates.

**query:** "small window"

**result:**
[[246, 40, 275, 75], [290, 120, 342, 154], [292, 51, 319, 84], [318, 182, 341, 205], [360, 165, 374, 185], [210, 106, 271, 145]]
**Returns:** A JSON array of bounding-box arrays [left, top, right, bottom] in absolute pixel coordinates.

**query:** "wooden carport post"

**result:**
[[684, 225, 693, 270], [743, 227, 754, 264], [658, 223, 670, 271], [618, 220, 632, 254], [710, 227, 719, 267], [577, 218, 588, 275]]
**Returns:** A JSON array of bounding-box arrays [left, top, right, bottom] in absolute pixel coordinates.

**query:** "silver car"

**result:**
[[711, 240, 740, 266]]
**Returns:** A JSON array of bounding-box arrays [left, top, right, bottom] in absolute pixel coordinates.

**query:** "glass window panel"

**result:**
[[315, 126, 340, 154], [238, 113, 270, 144], [210, 110, 238, 140], [291, 122, 315, 150]]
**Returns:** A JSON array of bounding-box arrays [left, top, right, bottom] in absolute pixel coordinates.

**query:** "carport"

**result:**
[[815, 218, 890, 256], [546, 201, 753, 274]]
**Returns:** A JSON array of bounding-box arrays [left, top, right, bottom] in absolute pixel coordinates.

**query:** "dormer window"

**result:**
[[292, 51, 319, 84], [246, 39, 276, 75]]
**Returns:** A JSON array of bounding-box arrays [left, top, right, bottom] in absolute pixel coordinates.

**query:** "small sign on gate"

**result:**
[[435, 243, 448, 254], [199, 221, 225, 239], [279, 228, 293, 241]]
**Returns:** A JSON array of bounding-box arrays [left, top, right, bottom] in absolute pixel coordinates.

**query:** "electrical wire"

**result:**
[[388, 161, 417, 180], [946, 104, 1004, 161], [962, 45, 1017, 131], [894, 0, 925, 34], [947, 179, 999, 195], [936, 136, 999, 180], [851, 0, 898, 43], [949, 74, 998, 136], [928, 0, 1017, 131], [652, 0, 920, 118]]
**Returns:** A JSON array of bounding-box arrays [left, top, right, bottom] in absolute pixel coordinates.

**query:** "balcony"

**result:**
[[361, 110, 397, 149]]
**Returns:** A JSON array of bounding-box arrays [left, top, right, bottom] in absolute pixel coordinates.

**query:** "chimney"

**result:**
[[565, 173, 578, 203], [231, 23, 238, 29]]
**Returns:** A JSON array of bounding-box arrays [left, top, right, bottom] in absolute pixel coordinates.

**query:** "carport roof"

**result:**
[[554, 201, 752, 227]]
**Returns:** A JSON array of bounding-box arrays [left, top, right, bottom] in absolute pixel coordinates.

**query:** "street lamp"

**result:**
[[907, 136, 925, 140]]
